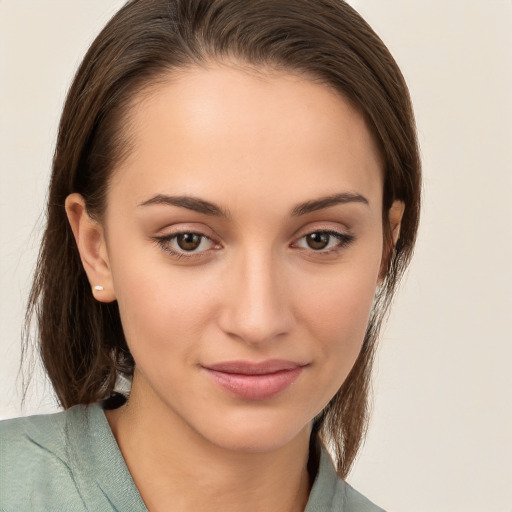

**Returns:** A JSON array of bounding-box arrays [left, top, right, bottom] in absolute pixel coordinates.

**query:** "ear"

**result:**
[[388, 200, 405, 246], [65, 193, 116, 303], [379, 200, 405, 282]]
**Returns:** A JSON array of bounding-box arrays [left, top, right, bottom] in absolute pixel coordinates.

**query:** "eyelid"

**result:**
[[151, 223, 355, 260], [154, 222, 217, 238], [291, 227, 355, 253], [152, 225, 222, 259]]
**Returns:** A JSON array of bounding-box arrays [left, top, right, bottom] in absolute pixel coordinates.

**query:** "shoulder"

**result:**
[[306, 447, 386, 512], [337, 480, 386, 512], [1, 406, 70, 459], [0, 403, 147, 512], [0, 406, 91, 511]]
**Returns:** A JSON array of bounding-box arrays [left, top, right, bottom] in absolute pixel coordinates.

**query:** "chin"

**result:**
[[193, 409, 313, 454]]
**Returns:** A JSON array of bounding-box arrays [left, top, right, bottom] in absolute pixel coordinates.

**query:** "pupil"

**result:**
[[177, 233, 201, 251], [307, 232, 329, 250]]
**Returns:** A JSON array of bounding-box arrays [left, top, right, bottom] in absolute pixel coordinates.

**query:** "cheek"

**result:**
[[295, 253, 381, 374], [304, 285, 374, 354], [110, 250, 220, 367]]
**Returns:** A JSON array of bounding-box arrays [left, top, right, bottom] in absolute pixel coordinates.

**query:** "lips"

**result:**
[[202, 360, 306, 400]]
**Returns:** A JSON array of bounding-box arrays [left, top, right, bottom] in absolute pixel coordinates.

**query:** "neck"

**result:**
[[106, 373, 312, 512]]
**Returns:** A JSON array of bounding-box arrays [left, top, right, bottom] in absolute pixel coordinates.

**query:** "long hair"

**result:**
[[25, 0, 421, 478]]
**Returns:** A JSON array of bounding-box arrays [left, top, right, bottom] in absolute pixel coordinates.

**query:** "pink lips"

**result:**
[[203, 360, 305, 400]]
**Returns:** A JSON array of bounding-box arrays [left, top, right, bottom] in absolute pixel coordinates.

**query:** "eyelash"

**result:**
[[153, 229, 355, 259], [292, 230, 355, 254], [153, 232, 219, 260]]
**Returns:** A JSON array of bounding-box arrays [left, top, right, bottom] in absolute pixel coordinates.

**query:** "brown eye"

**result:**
[[154, 230, 219, 258], [294, 230, 355, 253], [305, 232, 330, 250], [176, 233, 203, 251]]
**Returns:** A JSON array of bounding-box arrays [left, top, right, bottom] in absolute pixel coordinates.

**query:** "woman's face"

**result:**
[[94, 63, 392, 452]]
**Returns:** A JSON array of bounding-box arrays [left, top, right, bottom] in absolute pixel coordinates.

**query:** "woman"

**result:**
[[0, 0, 420, 510]]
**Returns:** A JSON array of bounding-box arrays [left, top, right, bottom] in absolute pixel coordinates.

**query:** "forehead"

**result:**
[[108, 62, 384, 214]]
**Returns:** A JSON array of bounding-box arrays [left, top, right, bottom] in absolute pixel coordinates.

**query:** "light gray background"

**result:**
[[1, 1, 511, 511]]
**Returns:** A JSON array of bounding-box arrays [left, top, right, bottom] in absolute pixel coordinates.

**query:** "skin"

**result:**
[[66, 62, 404, 512]]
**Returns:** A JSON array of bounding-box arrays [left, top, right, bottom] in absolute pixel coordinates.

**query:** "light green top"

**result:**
[[0, 404, 384, 511]]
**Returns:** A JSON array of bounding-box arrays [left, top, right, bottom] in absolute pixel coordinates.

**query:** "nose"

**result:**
[[218, 249, 295, 346]]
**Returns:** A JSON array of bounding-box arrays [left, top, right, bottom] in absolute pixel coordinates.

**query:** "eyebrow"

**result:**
[[139, 194, 230, 218], [291, 192, 369, 216], [138, 191, 369, 218]]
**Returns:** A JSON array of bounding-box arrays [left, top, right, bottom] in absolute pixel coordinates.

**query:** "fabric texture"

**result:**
[[0, 404, 384, 511]]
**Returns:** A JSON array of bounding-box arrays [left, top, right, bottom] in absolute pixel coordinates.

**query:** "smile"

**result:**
[[202, 360, 306, 401]]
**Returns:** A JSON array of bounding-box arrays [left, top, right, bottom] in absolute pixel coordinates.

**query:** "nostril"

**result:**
[[217, 292, 294, 345], [216, 255, 295, 344]]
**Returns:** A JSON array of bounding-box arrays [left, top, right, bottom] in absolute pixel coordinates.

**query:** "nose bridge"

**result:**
[[219, 244, 293, 345]]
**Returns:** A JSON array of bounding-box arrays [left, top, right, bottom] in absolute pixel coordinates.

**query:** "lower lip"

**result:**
[[204, 367, 303, 401]]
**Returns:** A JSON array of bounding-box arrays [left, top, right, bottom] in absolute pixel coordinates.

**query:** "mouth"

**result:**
[[202, 359, 307, 401]]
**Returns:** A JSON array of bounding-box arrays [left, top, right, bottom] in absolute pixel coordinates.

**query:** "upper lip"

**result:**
[[203, 359, 306, 375]]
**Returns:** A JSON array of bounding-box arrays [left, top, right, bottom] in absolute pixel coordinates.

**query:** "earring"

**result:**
[[93, 285, 104, 291]]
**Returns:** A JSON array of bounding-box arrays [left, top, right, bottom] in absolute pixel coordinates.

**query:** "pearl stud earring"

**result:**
[[93, 285, 104, 291]]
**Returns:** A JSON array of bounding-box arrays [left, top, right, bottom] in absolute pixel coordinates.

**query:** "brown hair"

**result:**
[[25, 0, 420, 478]]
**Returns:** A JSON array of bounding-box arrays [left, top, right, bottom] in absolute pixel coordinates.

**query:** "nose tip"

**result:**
[[225, 303, 290, 345], [217, 257, 294, 346]]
